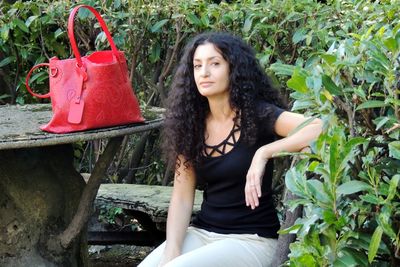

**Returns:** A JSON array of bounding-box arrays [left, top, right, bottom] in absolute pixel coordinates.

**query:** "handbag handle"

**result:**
[[68, 5, 119, 68], [25, 63, 51, 99]]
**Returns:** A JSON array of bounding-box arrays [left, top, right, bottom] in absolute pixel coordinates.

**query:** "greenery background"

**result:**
[[1, 0, 399, 266]]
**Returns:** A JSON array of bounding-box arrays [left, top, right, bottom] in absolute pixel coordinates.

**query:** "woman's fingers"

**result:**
[[245, 150, 267, 209], [255, 182, 261, 198], [245, 174, 262, 209]]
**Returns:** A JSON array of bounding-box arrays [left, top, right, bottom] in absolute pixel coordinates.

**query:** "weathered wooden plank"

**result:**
[[0, 104, 164, 150]]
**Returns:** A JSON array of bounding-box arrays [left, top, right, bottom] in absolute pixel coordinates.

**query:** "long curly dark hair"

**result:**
[[162, 32, 285, 170]]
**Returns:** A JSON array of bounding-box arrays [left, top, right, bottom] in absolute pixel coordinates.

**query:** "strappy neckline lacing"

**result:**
[[203, 124, 241, 158]]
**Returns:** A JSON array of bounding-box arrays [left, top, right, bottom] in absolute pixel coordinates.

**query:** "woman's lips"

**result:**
[[200, 82, 214, 88]]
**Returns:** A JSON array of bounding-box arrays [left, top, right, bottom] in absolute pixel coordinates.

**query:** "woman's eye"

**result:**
[[211, 62, 220, 66], [193, 64, 201, 69]]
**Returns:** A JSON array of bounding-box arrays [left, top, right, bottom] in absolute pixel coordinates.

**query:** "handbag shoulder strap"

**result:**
[[68, 5, 119, 68]]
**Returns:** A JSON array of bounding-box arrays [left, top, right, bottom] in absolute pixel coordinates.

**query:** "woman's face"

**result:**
[[193, 42, 230, 99]]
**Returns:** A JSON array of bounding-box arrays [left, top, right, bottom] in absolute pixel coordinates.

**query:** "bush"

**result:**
[[267, 1, 400, 266]]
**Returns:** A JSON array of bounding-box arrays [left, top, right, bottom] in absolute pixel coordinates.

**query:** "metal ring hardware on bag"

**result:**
[[25, 63, 53, 99]]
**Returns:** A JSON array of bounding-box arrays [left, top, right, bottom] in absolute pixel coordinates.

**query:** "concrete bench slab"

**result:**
[[94, 184, 203, 231]]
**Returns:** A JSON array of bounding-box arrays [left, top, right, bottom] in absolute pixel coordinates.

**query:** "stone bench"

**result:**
[[90, 183, 300, 265], [89, 184, 203, 246]]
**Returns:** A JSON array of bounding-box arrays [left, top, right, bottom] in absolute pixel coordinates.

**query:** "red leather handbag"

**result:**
[[25, 5, 144, 133]]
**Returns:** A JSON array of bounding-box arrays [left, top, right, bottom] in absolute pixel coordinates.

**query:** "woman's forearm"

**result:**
[[244, 119, 322, 209], [163, 192, 194, 255], [261, 120, 323, 159], [160, 159, 196, 265]]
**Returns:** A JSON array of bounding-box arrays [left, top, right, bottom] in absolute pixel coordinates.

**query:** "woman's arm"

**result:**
[[159, 155, 197, 266], [245, 111, 323, 209]]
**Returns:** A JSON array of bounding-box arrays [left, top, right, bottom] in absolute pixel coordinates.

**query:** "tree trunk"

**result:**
[[0, 145, 87, 267], [271, 190, 303, 266], [123, 132, 149, 184]]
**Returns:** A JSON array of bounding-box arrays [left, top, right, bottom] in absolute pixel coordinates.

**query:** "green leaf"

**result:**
[[322, 209, 337, 224], [278, 223, 302, 235], [307, 75, 322, 92], [384, 37, 398, 53], [7, 8, 18, 17], [351, 233, 373, 251], [16, 96, 25, 105], [321, 54, 336, 65], [114, 0, 121, 9], [286, 198, 310, 211], [0, 94, 10, 100], [386, 175, 400, 201], [322, 74, 342, 95], [292, 99, 315, 111], [20, 49, 28, 60], [25, 15, 39, 28], [388, 141, 400, 159], [368, 226, 383, 263], [1, 25, 10, 41], [334, 255, 357, 267], [287, 67, 308, 93], [378, 214, 397, 239], [337, 181, 371, 196], [149, 42, 161, 63], [150, 19, 169, 33], [29, 69, 48, 84], [308, 161, 319, 172], [95, 31, 106, 45], [293, 28, 307, 44], [292, 254, 317, 267], [389, 129, 399, 140], [285, 169, 306, 198], [336, 137, 367, 177], [186, 14, 202, 26], [171, 13, 184, 19], [307, 179, 331, 204], [54, 28, 64, 39], [356, 100, 388, 110], [329, 129, 340, 183], [369, 47, 390, 71], [0, 56, 14, 68], [201, 14, 210, 27], [269, 63, 295, 76], [360, 194, 381, 204], [221, 14, 233, 24], [375, 116, 389, 130], [341, 247, 369, 266], [306, 31, 313, 46], [298, 214, 319, 236], [242, 16, 253, 33], [13, 18, 29, 33], [78, 8, 91, 20]]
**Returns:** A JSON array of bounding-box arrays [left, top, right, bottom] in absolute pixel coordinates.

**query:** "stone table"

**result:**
[[0, 104, 163, 267]]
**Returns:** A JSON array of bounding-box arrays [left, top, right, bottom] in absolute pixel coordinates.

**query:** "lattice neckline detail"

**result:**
[[203, 123, 241, 158]]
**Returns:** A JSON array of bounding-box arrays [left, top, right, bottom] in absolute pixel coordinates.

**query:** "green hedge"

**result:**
[[1, 0, 399, 265]]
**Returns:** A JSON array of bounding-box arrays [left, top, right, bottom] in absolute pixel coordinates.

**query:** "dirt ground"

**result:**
[[88, 245, 155, 267]]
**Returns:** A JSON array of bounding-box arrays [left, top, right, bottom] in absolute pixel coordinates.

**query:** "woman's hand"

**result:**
[[245, 147, 269, 209]]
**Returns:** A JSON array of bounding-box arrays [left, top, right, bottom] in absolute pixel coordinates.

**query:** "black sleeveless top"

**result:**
[[192, 100, 284, 238]]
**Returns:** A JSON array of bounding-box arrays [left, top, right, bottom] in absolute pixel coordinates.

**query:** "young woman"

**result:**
[[139, 32, 322, 267]]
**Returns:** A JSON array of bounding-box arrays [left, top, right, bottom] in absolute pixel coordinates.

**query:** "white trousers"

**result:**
[[138, 226, 278, 267]]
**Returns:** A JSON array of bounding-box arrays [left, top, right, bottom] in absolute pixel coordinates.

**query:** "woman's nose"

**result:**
[[200, 66, 210, 77]]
